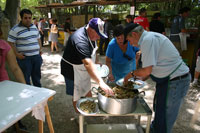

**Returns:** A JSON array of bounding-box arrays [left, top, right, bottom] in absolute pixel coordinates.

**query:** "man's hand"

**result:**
[[16, 53, 25, 60], [40, 49, 43, 55], [99, 81, 114, 96]]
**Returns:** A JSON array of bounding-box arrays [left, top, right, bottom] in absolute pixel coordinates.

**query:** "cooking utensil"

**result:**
[[92, 87, 145, 114]]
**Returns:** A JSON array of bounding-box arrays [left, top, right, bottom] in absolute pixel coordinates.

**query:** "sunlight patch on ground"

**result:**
[[187, 108, 195, 115], [41, 51, 65, 85], [42, 53, 62, 63], [192, 124, 200, 131]]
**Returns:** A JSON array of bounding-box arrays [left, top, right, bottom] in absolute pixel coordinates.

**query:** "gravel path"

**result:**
[[5, 45, 200, 133]]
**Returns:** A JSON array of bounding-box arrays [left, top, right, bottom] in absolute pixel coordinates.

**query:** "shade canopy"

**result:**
[[35, 0, 176, 9]]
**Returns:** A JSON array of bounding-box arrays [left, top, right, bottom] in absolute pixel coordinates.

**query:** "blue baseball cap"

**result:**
[[89, 18, 108, 39]]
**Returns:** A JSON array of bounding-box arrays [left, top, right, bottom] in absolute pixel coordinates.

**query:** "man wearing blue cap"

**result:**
[[61, 18, 113, 112], [123, 23, 191, 133]]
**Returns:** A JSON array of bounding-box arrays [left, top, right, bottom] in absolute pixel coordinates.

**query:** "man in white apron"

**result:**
[[61, 18, 114, 112], [169, 7, 191, 54], [124, 24, 191, 133]]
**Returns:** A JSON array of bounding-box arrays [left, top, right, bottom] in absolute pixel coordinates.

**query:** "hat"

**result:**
[[123, 23, 139, 44], [89, 18, 108, 39]]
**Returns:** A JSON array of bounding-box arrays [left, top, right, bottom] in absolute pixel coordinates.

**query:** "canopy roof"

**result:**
[[35, 0, 176, 9]]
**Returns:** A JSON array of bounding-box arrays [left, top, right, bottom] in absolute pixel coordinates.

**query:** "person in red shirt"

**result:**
[[134, 8, 149, 31]]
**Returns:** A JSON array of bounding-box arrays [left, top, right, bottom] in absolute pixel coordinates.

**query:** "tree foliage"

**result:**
[[0, 0, 199, 27]]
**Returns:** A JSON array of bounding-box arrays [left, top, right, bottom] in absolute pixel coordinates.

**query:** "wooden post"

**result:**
[[85, 5, 88, 24], [93, 5, 96, 18]]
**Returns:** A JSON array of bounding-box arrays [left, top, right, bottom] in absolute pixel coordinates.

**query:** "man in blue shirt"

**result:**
[[124, 23, 191, 133]]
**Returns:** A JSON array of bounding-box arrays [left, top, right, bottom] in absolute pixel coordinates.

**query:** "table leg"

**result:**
[[146, 115, 152, 133], [39, 120, 43, 133], [45, 104, 54, 133], [79, 115, 84, 133], [137, 115, 141, 125]]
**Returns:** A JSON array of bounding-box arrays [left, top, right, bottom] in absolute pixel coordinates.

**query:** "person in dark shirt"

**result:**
[[63, 18, 71, 47], [61, 18, 114, 112], [125, 15, 133, 25], [99, 18, 113, 55], [150, 13, 165, 35], [170, 7, 191, 54]]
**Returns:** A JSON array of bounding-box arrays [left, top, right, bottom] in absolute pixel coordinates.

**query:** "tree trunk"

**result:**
[[4, 0, 20, 27]]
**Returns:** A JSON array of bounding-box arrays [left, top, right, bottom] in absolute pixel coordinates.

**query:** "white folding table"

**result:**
[[0, 80, 56, 133]]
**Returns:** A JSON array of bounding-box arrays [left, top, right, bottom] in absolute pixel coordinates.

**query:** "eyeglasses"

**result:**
[[123, 53, 133, 61]]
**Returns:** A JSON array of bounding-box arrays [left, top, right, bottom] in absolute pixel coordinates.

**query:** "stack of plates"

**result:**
[[95, 64, 109, 78]]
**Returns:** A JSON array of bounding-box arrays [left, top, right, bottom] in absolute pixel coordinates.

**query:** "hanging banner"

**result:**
[[48, 12, 51, 18], [130, 6, 135, 15]]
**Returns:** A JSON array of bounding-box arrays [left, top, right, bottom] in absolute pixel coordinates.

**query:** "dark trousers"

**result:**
[[99, 38, 109, 55], [40, 31, 44, 47], [17, 54, 43, 87]]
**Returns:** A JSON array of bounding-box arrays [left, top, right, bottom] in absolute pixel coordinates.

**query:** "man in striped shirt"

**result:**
[[8, 9, 43, 87]]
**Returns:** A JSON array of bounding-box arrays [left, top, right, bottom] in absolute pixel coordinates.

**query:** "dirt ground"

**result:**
[[5, 45, 200, 133]]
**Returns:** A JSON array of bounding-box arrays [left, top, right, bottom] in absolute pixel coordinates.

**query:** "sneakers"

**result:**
[[191, 81, 200, 88]]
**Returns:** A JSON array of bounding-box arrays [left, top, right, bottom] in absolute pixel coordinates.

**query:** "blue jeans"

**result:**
[[166, 74, 191, 133], [64, 76, 74, 95], [17, 54, 43, 87], [151, 73, 191, 133]]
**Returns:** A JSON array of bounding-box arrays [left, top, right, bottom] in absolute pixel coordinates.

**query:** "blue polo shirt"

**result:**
[[106, 38, 139, 81], [106, 38, 139, 64], [139, 31, 189, 79]]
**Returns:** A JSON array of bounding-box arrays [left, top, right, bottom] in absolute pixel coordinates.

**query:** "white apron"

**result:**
[[62, 36, 98, 101], [179, 33, 189, 51], [170, 33, 188, 51]]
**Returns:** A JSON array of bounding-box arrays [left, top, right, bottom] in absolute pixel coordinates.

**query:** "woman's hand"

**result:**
[[124, 72, 133, 85], [108, 73, 115, 82]]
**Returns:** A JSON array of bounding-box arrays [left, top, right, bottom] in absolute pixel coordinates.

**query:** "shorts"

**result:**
[[195, 56, 200, 72], [64, 76, 74, 95]]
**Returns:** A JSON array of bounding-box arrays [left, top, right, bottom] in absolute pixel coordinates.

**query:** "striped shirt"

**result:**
[[7, 23, 40, 56]]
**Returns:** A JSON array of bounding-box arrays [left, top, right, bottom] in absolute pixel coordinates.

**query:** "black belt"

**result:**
[[170, 72, 189, 81]]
